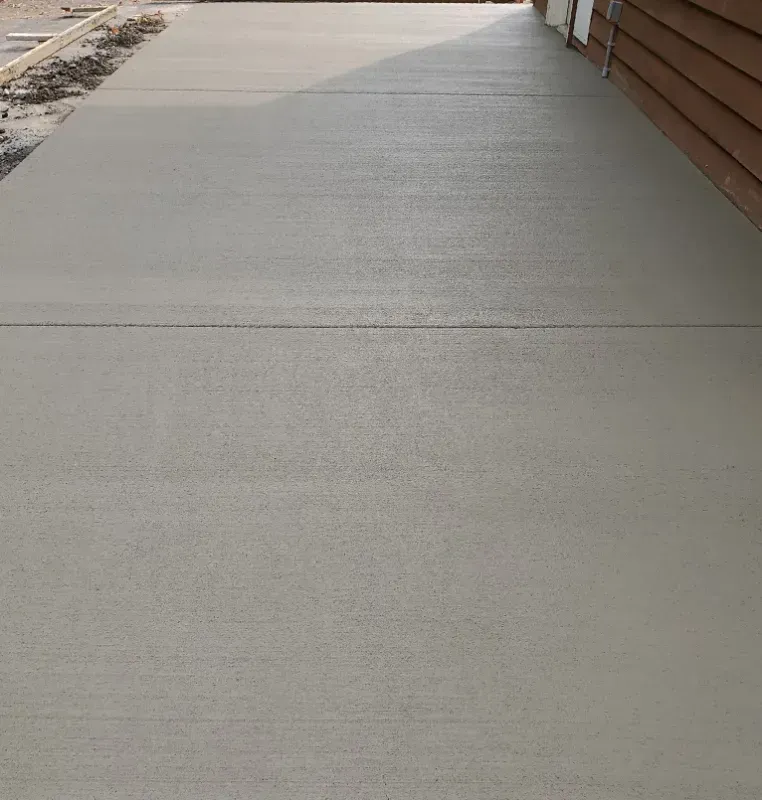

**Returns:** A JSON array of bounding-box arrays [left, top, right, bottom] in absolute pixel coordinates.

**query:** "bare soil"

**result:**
[[0, 0, 72, 22], [0, 138, 34, 179]]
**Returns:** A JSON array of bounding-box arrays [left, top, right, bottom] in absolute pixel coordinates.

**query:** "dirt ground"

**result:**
[[0, 0, 185, 20], [0, 0, 79, 21]]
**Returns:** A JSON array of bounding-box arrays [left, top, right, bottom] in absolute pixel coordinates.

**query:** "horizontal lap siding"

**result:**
[[687, 0, 762, 36], [579, 0, 762, 229], [631, 0, 761, 81]]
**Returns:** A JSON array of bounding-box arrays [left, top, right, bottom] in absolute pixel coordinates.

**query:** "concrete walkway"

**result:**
[[1, 4, 761, 798]]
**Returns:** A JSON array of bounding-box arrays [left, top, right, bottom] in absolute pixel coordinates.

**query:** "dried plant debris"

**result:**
[[101, 12, 167, 49]]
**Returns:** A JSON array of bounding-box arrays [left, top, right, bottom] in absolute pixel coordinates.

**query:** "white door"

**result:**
[[572, 0, 595, 44], [545, 0, 571, 28]]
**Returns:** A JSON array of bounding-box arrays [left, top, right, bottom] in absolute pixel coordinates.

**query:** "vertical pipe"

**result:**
[[601, 1, 623, 79], [602, 24, 617, 77]]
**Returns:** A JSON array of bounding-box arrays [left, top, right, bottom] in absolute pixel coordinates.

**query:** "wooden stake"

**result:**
[[7, 33, 57, 43]]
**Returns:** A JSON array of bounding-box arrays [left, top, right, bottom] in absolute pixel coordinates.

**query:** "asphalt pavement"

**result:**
[[1, 4, 761, 798]]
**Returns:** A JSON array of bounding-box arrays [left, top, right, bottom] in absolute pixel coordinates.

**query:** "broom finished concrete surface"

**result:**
[[1, 4, 762, 798]]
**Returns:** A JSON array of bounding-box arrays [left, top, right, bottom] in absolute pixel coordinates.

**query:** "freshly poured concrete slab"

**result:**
[[0, 3, 759, 326], [1, 327, 761, 799], [105, 3, 615, 95], [1, 4, 762, 798], [1, 88, 761, 325]]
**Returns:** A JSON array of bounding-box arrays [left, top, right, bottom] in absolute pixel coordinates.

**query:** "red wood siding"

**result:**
[[534, 0, 762, 229], [587, 0, 762, 228], [687, 0, 762, 36]]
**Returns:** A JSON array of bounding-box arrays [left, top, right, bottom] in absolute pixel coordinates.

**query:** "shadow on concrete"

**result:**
[[0, 6, 761, 325]]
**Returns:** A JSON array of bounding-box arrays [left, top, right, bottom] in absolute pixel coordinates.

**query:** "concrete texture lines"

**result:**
[[1, 5, 761, 799]]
